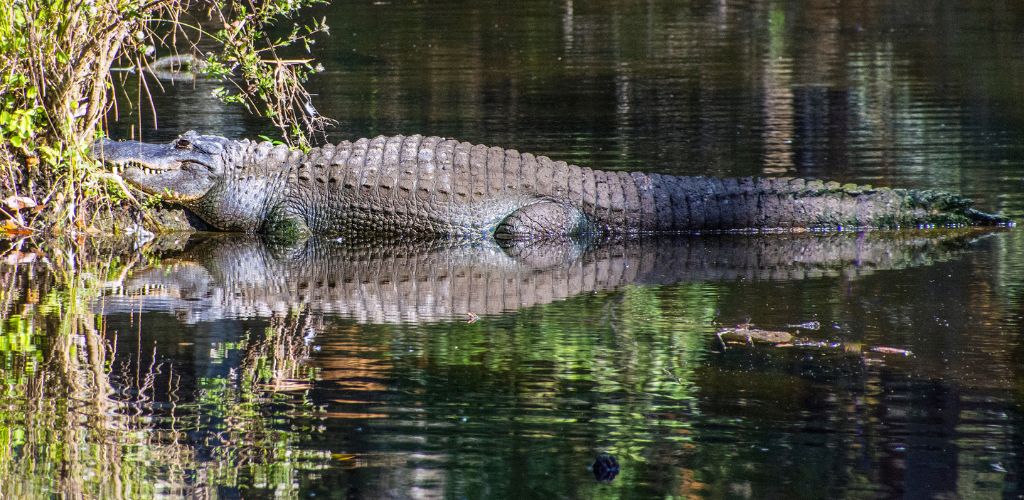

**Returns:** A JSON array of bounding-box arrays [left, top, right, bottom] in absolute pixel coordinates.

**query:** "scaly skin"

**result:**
[[91, 131, 1012, 239]]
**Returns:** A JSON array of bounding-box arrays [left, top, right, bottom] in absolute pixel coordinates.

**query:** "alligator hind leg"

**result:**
[[494, 201, 589, 240], [261, 207, 311, 244]]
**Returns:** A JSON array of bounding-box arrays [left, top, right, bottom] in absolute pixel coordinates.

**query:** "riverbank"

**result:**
[[0, 0, 328, 238]]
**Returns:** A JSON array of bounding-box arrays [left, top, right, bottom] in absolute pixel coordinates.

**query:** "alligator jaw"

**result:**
[[106, 157, 187, 187], [90, 136, 222, 202]]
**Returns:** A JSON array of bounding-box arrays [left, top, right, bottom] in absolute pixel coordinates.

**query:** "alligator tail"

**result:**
[[964, 207, 1014, 225], [597, 174, 1013, 232], [900, 189, 1014, 227]]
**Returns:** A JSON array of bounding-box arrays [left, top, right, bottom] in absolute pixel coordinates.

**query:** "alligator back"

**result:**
[[275, 135, 1008, 238]]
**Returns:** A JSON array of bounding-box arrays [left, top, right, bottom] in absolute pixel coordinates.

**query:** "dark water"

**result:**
[[6, 0, 1024, 497]]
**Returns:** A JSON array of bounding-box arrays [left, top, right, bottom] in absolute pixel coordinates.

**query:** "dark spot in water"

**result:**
[[591, 453, 619, 482]]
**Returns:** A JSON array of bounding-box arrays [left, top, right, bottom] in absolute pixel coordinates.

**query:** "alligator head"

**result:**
[[90, 132, 284, 232], [90, 131, 240, 202]]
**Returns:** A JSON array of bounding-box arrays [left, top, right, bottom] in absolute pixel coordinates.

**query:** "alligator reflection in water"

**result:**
[[98, 230, 991, 325]]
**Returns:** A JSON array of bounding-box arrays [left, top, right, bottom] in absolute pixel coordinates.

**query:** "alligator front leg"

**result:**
[[494, 200, 592, 240]]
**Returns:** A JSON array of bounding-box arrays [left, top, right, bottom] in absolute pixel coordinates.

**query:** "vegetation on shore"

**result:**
[[0, 2, 334, 493], [1, 0, 330, 236]]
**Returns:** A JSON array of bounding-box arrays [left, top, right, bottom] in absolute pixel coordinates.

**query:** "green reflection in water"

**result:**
[[2, 227, 1022, 497], [1, 242, 157, 498], [0, 240, 328, 498], [28, 0, 1024, 495], [314, 280, 721, 497]]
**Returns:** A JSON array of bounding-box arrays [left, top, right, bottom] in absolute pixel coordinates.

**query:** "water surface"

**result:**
[[6, 0, 1024, 497]]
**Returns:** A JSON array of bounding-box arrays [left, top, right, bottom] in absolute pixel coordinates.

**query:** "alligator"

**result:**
[[90, 132, 1012, 239]]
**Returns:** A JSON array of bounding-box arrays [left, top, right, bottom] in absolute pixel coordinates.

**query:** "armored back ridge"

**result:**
[[91, 132, 1013, 239]]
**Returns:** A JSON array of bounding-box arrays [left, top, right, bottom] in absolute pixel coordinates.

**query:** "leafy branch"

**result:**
[[0, 0, 332, 234]]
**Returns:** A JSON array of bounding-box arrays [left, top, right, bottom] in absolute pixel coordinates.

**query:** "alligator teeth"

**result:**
[[119, 162, 164, 175]]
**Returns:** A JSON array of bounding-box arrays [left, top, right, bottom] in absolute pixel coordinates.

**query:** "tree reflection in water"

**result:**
[[0, 229, 1005, 497]]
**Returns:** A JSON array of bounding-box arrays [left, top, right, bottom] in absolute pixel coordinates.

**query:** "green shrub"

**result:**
[[0, 0, 328, 234]]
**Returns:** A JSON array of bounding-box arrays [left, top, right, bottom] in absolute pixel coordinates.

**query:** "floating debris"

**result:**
[[789, 340, 842, 349], [717, 326, 794, 347], [870, 346, 913, 356], [714, 324, 915, 361], [787, 320, 821, 330]]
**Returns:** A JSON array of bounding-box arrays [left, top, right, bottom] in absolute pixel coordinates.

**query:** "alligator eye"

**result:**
[[175, 138, 193, 150]]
